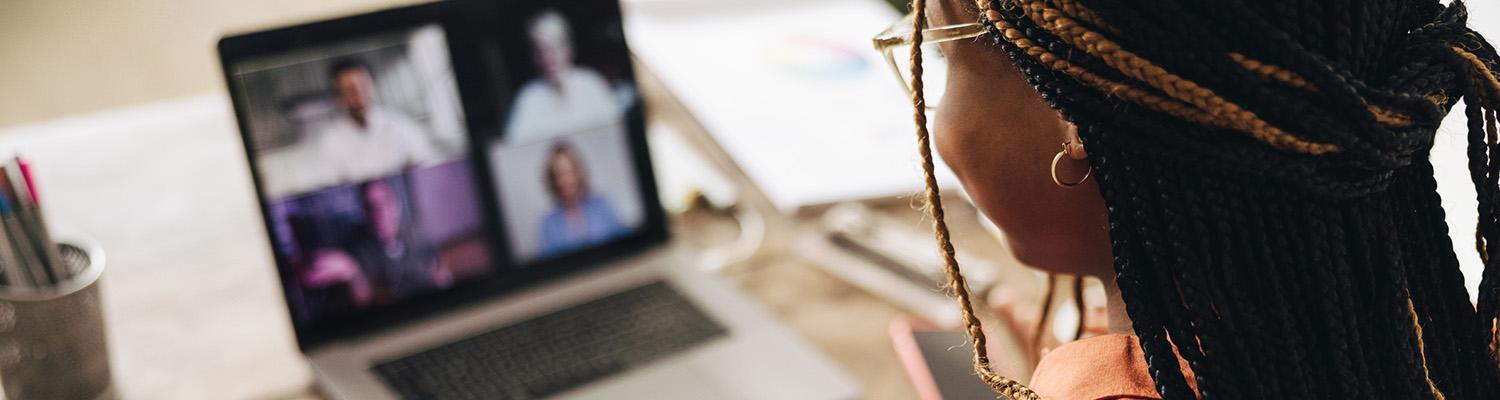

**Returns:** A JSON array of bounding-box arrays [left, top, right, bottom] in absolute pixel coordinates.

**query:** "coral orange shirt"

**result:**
[[1029, 334, 1196, 400]]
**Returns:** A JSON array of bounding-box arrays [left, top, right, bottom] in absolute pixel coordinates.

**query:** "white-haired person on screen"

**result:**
[[502, 9, 626, 144]]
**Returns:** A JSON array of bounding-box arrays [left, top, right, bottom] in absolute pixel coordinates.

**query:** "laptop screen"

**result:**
[[221, 1, 663, 347]]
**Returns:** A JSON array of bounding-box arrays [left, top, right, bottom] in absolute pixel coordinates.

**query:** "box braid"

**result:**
[[906, 0, 1500, 398]]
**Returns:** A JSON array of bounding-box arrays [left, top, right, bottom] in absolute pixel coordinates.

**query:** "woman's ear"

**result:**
[[1065, 124, 1087, 161]]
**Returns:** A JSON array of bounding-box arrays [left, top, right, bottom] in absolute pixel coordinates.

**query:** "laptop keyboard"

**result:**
[[372, 282, 727, 400]]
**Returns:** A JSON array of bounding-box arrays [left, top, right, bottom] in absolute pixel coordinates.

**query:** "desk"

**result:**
[[0, 71, 1036, 400]]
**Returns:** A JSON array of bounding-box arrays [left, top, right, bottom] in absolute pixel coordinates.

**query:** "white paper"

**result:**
[[625, 0, 958, 213]]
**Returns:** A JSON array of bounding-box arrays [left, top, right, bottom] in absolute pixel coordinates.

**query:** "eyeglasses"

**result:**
[[872, 13, 987, 110]]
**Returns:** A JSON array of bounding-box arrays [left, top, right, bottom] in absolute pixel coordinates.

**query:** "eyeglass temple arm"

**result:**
[[873, 22, 988, 51]]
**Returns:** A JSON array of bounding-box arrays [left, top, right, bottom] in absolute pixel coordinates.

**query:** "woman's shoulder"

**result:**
[[1029, 334, 1185, 400]]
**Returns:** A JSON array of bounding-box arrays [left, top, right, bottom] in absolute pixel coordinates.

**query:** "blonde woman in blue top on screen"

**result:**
[[538, 143, 626, 258]]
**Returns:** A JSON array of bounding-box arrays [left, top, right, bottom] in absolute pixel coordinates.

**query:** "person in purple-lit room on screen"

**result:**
[[302, 180, 451, 308], [349, 180, 452, 299]]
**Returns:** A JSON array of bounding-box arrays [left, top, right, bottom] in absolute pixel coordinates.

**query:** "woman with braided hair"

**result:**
[[882, 0, 1500, 398]]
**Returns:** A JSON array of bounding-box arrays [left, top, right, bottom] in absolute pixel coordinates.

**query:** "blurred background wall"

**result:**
[[0, 0, 424, 128], [1, 0, 1495, 129]]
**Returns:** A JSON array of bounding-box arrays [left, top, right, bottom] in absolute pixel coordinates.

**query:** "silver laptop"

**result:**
[[218, 2, 857, 398]]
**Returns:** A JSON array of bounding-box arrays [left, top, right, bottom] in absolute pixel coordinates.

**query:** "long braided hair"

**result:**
[[908, 0, 1500, 398]]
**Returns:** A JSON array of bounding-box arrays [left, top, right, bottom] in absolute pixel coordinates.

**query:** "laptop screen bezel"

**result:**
[[217, 0, 669, 351]]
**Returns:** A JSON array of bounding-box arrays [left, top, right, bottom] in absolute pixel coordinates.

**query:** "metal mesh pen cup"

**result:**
[[0, 239, 112, 400]]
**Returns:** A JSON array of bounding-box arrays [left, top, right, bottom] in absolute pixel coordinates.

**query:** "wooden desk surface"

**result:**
[[0, 88, 1036, 400]]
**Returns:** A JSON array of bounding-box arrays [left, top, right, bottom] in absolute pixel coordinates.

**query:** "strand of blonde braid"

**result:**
[[909, 0, 1042, 398]]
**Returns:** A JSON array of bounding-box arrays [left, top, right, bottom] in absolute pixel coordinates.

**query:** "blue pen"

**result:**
[[0, 188, 27, 287], [0, 186, 12, 214], [0, 191, 8, 287], [0, 184, 44, 288]]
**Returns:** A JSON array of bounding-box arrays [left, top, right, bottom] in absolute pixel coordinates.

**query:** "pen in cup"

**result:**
[[5, 157, 59, 284], [0, 155, 62, 288], [0, 191, 32, 287]]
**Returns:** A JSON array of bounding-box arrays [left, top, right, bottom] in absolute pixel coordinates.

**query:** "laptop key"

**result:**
[[372, 282, 727, 399]]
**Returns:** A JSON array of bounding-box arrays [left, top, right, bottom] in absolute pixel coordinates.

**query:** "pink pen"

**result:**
[[15, 156, 35, 203]]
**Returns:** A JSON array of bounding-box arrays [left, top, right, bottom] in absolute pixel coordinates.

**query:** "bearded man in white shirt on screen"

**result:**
[[315, 58, 443, 184]]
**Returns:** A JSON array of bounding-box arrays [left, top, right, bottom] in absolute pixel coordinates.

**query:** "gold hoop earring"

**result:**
[[1050, 141, 1093, 188]]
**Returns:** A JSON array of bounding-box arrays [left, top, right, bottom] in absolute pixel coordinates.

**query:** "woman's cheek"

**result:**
[[932, 77, 979, 176], [932, 106, 977, 187], [932, 99, 1013, 231]]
